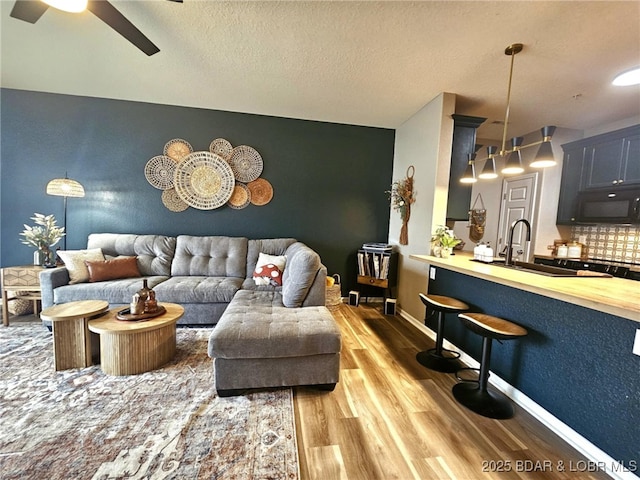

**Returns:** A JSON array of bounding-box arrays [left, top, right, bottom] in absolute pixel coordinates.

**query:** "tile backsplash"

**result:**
[[571, 225, 639, 264]]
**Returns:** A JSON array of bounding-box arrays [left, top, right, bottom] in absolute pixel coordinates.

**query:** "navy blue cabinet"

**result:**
[[557, 124, 640, 224], [446, 114, 486, 221]]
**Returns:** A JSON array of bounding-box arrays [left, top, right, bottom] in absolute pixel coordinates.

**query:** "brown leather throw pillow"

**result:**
[[85, 256, 141, 283]]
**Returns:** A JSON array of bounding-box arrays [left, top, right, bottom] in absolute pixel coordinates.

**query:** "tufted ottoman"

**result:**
[[207, 290, 342, 397]]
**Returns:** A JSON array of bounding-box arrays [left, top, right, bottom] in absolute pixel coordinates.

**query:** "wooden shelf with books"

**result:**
[[356, 247, 398, 299]]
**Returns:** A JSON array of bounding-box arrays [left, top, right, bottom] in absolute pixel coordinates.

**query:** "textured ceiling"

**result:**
[[1, 1, 639, 139]]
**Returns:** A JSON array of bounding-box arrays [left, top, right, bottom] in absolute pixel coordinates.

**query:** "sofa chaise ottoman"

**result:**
[[208, 290, 342, 396]]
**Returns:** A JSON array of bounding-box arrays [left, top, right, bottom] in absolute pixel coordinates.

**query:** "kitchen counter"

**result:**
[[410, 252, 640, 322]]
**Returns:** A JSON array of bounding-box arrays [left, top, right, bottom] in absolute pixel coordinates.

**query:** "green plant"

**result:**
[[19, 213, 65, 249], [431, 225, 461, 248]]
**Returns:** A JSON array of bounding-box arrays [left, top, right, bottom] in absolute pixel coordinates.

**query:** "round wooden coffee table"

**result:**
[[40, 300, 109, 371], [88, 303, 184, 376]]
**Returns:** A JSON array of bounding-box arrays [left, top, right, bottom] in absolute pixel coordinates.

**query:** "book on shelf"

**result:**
[[357, 249, 392, 279]]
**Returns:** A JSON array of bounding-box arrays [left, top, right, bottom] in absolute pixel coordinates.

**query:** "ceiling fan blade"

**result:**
[[10, 0, 49, 23], [87, 0, 160, 56]]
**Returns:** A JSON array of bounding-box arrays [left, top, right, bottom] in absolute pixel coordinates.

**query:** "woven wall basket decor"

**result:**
[[209, 138, 233, 160], [173, 151, 236, 210], [227, 182, 251, 209], [248, 178, 273, 206], [161, 188, 189, 212], [163, 139, 193, 162], [144, 155, 177, 190], [229, 145, 263, 183]]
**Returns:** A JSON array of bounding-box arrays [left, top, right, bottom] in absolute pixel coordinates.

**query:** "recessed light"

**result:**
[[42, 0, 88, 13], [612, 67, 640, 86]]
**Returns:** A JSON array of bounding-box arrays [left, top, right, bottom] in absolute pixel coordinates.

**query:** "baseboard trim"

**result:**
[[398, 308, 639, 480]]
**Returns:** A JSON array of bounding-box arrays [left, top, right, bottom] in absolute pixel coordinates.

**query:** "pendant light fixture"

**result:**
[[460, 153, 477, 184], [478, 146, 498, 179], [501, 137, 524, 174], [530, 125, 557, 168], [460, 43, 559, 182]]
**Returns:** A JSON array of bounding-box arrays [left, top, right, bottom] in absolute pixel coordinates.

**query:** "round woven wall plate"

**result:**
[[209, 138, 233, 160], [227, 182, 251, 209], [161, 188, 189, 212], [163, 139, 193, 162], [229, 145, 263, 183], [145, 155, 176, 190], [174, 151, 235, 210], [248, 178, 273, 206]]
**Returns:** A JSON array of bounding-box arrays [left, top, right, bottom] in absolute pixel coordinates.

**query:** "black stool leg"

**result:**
[[452, 337, 515, 419], [416, 310, 461, 373]]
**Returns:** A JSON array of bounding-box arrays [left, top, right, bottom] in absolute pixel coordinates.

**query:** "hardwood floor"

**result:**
[[294, 303, 608, 480]]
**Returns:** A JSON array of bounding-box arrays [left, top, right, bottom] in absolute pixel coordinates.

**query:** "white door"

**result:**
[[497, 172, 539, 261]]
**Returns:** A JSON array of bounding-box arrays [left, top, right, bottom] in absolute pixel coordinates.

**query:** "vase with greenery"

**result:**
[[430, 225, 461, 258], [20, 213, 65, 266]]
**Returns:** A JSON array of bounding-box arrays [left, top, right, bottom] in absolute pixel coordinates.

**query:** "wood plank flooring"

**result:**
[[293, 303, 609, 480]]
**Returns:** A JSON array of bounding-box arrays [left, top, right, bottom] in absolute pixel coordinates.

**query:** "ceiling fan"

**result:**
[[9, 0, 182, 56]]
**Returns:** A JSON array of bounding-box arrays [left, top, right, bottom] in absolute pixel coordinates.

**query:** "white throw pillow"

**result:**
[[253, 252, 286, 286], [57, 248, 105, 284]]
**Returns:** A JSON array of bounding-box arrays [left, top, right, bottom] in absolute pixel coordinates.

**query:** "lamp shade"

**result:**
[[460, 154, 477, 184], [501, 137, 525, 175], [530, 126, 557, 168], [46, 178, 85, 198], [478, 146, 499, 179]]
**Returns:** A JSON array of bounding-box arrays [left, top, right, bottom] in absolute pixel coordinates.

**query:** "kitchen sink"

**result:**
[[498, 261, 579, 276], [491, 260, 611, 277]]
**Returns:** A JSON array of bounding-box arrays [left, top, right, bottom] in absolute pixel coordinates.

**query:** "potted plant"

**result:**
[[431, 225, 461, 258], [19, 213, 65, 266]]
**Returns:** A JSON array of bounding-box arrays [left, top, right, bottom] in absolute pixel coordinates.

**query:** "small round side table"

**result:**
[[40, 300, 109, 371]]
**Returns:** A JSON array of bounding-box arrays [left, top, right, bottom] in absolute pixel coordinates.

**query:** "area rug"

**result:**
[[0, 324, 299, 480]]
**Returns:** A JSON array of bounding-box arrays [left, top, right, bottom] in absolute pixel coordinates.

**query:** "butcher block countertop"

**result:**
[[410, 252, 640, 323]]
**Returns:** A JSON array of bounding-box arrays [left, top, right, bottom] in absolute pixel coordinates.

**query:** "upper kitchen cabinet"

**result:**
[[446, 114, 486, 221], [581, 124, 640, 190], [557, 124, 640, 225], [556, 144, 586, 224]]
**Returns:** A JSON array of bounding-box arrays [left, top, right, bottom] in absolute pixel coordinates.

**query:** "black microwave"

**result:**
[[576, 187, 640, 224]]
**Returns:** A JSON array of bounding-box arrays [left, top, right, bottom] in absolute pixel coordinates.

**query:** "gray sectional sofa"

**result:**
[[39, 233, 342, 395], [40, 233, 327, 326]]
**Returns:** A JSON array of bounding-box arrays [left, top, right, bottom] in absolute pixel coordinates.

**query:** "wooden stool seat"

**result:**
[[421, 294, 469, 312], [416, 293, 469, 373], [458, 313, 528, 340], [453, 312, 527, 419]]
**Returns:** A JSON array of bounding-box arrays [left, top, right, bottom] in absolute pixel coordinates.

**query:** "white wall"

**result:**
[[390, 92, 455, 320]]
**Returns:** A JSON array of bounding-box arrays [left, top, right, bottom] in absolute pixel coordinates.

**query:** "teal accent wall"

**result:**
[[0, 88, 395, 291]]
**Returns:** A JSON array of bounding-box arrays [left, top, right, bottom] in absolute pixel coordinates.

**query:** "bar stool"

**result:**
[[453, 312, 527, 419], [416, 293, 469, 372]]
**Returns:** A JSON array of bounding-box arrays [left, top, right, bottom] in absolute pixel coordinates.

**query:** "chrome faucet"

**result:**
[[505, 218, 531, 266]]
